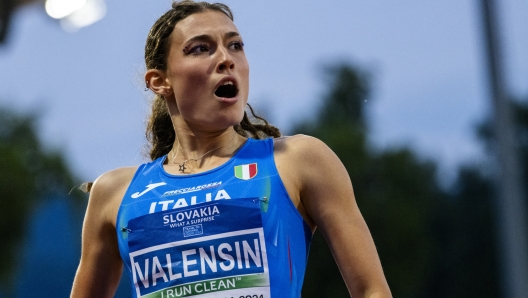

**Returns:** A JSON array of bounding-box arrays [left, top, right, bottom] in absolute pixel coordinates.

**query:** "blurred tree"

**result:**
[[425, 99, 528, 297], [295, 63, 443, 297], [0, 0, 41, 45], [294, 63, 528, 297], [0, 106, 82, 294], [477, 99, 528, 201], [425, 166, 500, 298], [513, 101, 528, 207]]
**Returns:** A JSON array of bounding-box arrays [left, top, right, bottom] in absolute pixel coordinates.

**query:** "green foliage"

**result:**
[[318, 64, 370, 127], [296, 63, 443, 297], [515, 101, 528, 203], [425, 167, 500, 298], [295, 63, 518, 297], [478, 99, 528, 200], [0, 107, 82, 291], [357, 149, 440, 297]]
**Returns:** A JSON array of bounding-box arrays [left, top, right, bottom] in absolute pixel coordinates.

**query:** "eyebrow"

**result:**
[[185, 31, 241, 44], [225, 31, 240, 39]]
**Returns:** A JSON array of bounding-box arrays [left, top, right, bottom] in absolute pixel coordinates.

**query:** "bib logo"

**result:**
[[149, 189, 231, 214], [234, 163, 257, 180], [163, 205, 220, 228], [132, 182, 167, 199], [127, 198, 271, 297], [162, 181, 222, 197], [130, 230, 268, 298]]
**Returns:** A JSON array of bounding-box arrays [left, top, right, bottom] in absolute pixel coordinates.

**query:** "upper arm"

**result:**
[[71, 167, 136, 298], [278, 135, 391, 297]]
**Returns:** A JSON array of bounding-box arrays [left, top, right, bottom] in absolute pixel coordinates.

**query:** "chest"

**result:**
[[119, 160, 274, 221]]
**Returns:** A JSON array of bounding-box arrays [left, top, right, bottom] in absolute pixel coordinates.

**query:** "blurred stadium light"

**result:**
[[0, 0, 106, 44], [46, 0, 106, 32], [45, 0, 87, 19]]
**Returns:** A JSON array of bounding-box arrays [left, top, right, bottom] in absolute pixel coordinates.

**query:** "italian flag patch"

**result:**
[[234, 163, 258, 180]]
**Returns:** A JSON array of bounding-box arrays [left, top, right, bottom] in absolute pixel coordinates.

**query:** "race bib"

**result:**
[[127, 197, 270, 298]]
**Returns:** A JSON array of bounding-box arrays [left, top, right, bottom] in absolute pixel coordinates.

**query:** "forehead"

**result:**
[[171, 10, 239, 43]]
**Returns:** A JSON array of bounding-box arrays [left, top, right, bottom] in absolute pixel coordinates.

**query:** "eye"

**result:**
[[186, 43, 210, 55], [229, 41, 244, 51]]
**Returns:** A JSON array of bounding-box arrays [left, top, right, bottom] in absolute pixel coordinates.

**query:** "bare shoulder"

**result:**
[[273, 135, 344, 229], [72, 166, 138, 298], [87, 166, 139, 225], [274, 134, 333, 159], [275, 135, 392, 296], [91, 166, 138, 195], [274, 134, 340, 174]]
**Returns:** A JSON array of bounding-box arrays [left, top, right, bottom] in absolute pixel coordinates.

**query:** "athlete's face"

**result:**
[[165, 10, 249, 131]]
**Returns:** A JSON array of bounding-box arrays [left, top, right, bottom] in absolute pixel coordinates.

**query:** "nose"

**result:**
[[216, 47, 234, 72], [218, 61, 234, 71]]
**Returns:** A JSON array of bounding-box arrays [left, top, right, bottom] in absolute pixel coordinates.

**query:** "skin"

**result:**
[[71, 10, 391, 298]]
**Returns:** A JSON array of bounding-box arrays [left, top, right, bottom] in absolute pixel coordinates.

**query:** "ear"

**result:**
[[145, 69, 173, 96]]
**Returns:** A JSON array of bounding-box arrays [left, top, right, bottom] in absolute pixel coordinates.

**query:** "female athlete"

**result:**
[[71, 1, 391, 297]]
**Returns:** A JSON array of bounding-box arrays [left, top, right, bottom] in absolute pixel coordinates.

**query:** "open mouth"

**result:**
[[215, 81, 238, 98]]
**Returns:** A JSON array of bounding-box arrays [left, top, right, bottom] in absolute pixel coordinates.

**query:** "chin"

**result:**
[[227, 113, 245, 127], [201, 113, 244, 131], [224, 103, 246, 124]]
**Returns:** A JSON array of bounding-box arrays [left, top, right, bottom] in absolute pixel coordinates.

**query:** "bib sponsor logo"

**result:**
[[162, 205, 220, 228], [149, 190, 231, 214], [183, 225, 203, 237], [234, 163, 258, 180], [130, 229, 268, 298], [162, 181, 222, 197], [132, 182, 167, 199], [127, 198, 270, 298]]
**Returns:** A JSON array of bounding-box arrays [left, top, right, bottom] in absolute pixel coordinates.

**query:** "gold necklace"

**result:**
[[171, 132, 237, 173]]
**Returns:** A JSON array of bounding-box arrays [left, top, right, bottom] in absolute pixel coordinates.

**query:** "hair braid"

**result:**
[[234, 104, 281, 139]]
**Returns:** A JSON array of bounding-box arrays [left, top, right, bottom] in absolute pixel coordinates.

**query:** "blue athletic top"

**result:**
[[116, 138, 312, 298]]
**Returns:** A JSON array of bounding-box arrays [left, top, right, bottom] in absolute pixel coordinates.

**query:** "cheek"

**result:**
[[172, 70, 209, 101], [235, 60, 249, 91], [240, 63, 250, 92], [239, 59, 250, 78]]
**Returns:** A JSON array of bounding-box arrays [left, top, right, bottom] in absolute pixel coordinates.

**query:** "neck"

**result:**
[[167, 127, 244, 174], [173, 127, 238, 158]]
